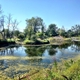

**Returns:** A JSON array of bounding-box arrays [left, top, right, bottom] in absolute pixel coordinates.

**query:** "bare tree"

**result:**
[[12, 19, 19, 39], [0, 5, 3, 32], [6, 14, 12, 38], [0, 5, 5, 39]]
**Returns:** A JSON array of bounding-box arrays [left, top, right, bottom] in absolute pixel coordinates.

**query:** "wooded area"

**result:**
[[0, 5, 80, 45]]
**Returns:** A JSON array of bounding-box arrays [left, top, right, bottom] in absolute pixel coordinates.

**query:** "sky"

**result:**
[[0, 0, 80, 31]]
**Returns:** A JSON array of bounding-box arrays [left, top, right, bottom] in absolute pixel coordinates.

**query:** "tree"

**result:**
[[27, 26, 33, 40], [6, 14, 19, 39], [47, 24, 58, 37], [14, 30, 20, 37], [0, 5, 5, 39], [25, 17, 44, 33], [58, 26, 66, 37], [4, 29, 9, 38], [74, 25, 80, 36], [18, 32, 25, 40], [71, 25, 80, 37], [12, 19, 19, 38], [6, 14, 12, 38], [25, 17, 45, 40], [67, 29, 73, 37]]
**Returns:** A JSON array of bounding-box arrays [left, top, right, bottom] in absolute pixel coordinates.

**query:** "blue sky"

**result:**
[[0, 0, 80, 31]]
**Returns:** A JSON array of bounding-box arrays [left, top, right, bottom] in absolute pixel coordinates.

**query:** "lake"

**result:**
[[0, 42, 80, 79]]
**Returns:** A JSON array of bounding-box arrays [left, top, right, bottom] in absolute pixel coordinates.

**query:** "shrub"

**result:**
[[49, 37, 55, 43], [18, 33, 25, 40], [35, 39, 49, 44], [24, 39, 49, 44], [24, 39, 35, 44], [31, 35, 37, 41]]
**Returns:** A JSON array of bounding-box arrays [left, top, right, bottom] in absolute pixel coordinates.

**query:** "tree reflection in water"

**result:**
[[0, 46, 20, 56], [47, 45, 57, 56], [71, 43, 80, 52], [25, 46, 46, 57], [48, 49, 56, 55], [0, 43, 80, 79]]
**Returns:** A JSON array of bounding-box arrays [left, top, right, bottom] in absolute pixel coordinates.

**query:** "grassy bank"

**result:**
[[24, 39, 49, 45], [23, 37, 72, 45]]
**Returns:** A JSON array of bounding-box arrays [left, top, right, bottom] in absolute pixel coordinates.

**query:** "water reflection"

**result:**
[[25, 46, 46, 56], [70, 44, 80, 52], [0, 46, 20, 56], [0, 43, 80, 59], [0, 43, 80, 78], [0, 44, 80, 65], [58, 43, 72, 49]]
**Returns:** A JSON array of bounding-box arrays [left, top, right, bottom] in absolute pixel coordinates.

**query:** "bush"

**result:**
[[18, 33, 25, 40], [49, 37, 55, 43], [24, 39, 35, 44], [35, 39, 49, 44], [24, 39, 49, 45], [36, 32, 43, 38], [31, 35, 37, 41]]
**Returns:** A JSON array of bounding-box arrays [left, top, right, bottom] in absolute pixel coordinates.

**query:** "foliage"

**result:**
[[58, 27, 66, 37], [1, 4, 80, 45], [24, 39, 35, 44], [0, 39, 15, 47], [14, 30, 20, 37], [31, 34, 37, 41], [46, 24, 58, 37], [49, 37, 56, 43], [18, 33, 25, 40], [25, 17, 44, 33], [25, 46, 46, 56], [36, 32, 43, 39], [48, 48, 56, 55], [24, 17, 45, 40], [24, 38, 49, 44], [35, 39, 49, 44]]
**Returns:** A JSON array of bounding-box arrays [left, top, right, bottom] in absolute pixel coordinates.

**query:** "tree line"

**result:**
[[0, 5, 80, 42], [24, 17, 80, 40]]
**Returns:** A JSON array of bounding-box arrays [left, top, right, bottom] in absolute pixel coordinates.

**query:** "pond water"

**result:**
[[0, 43, 80, 78]]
